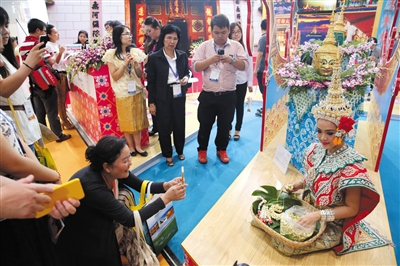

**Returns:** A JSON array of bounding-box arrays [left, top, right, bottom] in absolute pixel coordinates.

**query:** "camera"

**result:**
[[217, 49, 224, 55]]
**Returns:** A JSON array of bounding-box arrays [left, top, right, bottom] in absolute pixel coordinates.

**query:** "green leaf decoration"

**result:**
[[251, 190, 270, 200], [270, 220, 280, 229], [260, 185, 278, 198], [252, 199, 261, 214]]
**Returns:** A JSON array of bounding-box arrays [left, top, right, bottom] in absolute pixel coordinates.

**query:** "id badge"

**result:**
[[128, 80, 137, 94], [23, 101, 36, 120], [172, 84, 182, 98], [209, 68, 221, 82]]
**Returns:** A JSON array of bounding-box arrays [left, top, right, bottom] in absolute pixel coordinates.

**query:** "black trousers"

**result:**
[[197, 90, 236, 151], [231, 82, 247, 131], [32, 87, 63, 137], [257, 71, 265, 95], [155, 86, 186, 158]]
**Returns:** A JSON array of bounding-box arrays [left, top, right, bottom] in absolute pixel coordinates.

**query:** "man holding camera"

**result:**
[[19, 18, 71, 143], [192, 14, 248, 164]]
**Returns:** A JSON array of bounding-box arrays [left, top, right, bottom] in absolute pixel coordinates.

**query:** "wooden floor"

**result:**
[[182, 120, 397, 266]]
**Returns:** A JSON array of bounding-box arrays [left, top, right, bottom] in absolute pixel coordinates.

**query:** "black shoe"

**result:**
[[130, 151, 137, 156], [135, 149, 148, 157], [255, 112, 262, 117], [148, 130, 158, 136], [56, 133, 71, 143]]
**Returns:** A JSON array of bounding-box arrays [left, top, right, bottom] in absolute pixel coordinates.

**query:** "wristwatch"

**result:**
[[230, 56, 237, 65]]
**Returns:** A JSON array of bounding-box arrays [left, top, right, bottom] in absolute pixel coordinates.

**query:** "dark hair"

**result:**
[[85, 136, 127, 173], [112, 25, 130, 60], [0, 7, 7, 28], [104, 20, 112, 27], [261, 19, 267, 31], [144, 16, 161, 29], [46, 24, 55, 39], [159, 24, 181, 49], [229, 22, 245, 49], [27, 18, 46, 34], [368, 37, 378, 44], [0, 7, 19, 78], [74, 30, 89, 44], [211, 14, 230, 30], [110, 20, 122, 29], [10, 36, 18, 46]]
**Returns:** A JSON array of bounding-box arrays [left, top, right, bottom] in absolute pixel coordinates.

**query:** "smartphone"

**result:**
[[35, 178, 85, 218], [39, 35, 48, 49], [217, 49, 224, 55]]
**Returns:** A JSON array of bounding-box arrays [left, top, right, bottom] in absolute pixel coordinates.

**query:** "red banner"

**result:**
[[136, 4, 146, 48]]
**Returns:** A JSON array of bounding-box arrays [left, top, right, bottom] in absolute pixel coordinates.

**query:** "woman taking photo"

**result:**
[[56, 135, 187, 265], [146, 24, 190, 166], [228, 22, 253, 141], [0, 7, 42, 152], [102, 25, 149, 157]]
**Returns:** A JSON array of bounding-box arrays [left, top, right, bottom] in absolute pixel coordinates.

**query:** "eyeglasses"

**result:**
[[122, 33, 132, 37], [165, 36, 179, 42], [232, 31, 241, 35]]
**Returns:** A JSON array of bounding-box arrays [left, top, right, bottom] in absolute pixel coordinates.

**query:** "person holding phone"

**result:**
[[19, 18, 71, 143], [56, 135, 187, 266], [102, 25, 148, 157], [192, 14, 248, 164], [0, 107, 80, 265]]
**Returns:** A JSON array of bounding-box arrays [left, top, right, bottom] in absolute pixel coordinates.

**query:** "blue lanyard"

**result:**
[[168, 63, 178, 78], [214, 43, 228, 54]]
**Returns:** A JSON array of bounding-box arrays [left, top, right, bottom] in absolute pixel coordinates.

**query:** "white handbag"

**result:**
[[133, 210, 160, 266]]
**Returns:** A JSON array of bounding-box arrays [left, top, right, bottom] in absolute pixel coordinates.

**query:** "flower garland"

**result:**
[[251, 185, 301, 232], [276, 40, 379, 97], [66, 36, 114, 81]]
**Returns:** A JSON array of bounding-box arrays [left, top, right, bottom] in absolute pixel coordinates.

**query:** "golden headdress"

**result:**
[[334, 2, 346, 36], [312, 11, 340, 76], [311, 51, 355, 144]]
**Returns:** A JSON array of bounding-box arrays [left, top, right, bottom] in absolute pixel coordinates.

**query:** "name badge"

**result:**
[[23, 101, 35, 120], [172, 84, 182, 98], [209, 68, 221, 82], [128, 80, 137, 94]]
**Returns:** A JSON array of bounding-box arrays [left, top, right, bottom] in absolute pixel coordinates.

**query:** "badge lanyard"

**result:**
[[168, 62, 179, 82]]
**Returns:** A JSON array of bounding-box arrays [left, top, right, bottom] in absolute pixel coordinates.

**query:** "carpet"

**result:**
[[137, 101, 263, 262]]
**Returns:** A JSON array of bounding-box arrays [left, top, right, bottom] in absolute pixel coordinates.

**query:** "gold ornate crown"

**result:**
[[313, 10, 340, 70], [334, 2, 346, 35], [311, 53, 354, 126]]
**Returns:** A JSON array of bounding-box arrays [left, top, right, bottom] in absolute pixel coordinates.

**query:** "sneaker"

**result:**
[[198, 150, 208, 164], [257, 108, 262, 113], [255, 112, 262, 117], [217, 150, 230, 164], [56, 133, 71, 143]]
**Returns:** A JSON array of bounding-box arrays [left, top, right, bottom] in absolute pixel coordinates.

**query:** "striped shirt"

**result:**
[[19, 36, 50, 65]]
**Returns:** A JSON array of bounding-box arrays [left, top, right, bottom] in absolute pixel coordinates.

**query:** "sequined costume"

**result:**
[[299, 143, 380, 255]]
